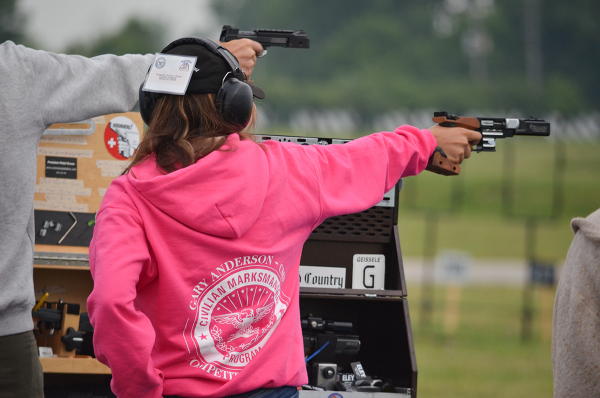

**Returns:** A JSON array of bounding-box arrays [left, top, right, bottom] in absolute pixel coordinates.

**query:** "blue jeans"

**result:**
[[165, 386, 299, 398]]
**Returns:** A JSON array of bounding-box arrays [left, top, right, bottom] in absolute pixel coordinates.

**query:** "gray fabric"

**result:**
[[552, 208, 600, 397], [0, 41, 153, 337]]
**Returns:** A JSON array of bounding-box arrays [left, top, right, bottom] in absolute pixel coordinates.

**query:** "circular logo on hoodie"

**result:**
[[186, 257, 289, 378], [104, 116, 140, 160]]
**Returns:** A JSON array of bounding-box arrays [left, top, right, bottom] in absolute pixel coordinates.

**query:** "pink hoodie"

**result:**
[[87, 126, 436, 398]]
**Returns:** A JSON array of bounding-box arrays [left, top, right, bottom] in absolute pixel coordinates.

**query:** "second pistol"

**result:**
[[220, 25, 310, 57], [426, 111, 551, 176]]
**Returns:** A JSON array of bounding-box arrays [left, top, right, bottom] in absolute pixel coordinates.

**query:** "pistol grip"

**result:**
[[425, 149, 460, 176]]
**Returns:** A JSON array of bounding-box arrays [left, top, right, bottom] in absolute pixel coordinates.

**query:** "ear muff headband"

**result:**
[[139, 37, 253, 128]]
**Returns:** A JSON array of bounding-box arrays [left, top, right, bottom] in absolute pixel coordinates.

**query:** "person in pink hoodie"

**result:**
[[87, 37, 480, 398]]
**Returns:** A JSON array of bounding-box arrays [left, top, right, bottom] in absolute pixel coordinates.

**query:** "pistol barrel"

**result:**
[[220, 26, 310, 49], [515, 118, 551, 136]]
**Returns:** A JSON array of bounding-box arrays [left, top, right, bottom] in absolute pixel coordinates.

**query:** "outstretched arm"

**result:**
[[15, 43, 154, 127], [302, 125, 438, 223]]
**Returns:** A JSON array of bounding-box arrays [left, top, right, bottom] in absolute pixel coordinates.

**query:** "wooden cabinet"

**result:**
[[32, 246, 105, 373], [297, 201, 417, 397]]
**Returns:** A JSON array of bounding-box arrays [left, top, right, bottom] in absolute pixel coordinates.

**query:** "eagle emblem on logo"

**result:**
[[212, 302, 275, 342]]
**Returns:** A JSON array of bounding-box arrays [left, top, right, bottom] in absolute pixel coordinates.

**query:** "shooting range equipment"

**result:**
[[32, 300, 81, 358]]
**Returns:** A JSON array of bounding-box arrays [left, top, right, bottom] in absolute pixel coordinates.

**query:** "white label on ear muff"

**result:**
[[142, 53, 197, 95]]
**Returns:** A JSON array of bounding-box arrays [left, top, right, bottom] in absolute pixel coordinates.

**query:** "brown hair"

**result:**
[[124, 93, 257, 175]]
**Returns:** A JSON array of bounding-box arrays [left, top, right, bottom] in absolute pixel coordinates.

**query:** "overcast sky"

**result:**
[[18, 0, 223, 52]]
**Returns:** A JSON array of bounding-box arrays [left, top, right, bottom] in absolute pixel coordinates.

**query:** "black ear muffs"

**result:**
[[215, 77, 254, 128], [139, 37, 254, 129]]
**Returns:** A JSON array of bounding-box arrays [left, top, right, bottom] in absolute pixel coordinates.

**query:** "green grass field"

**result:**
[[397, 139, 600, 261], [408, 285, 555, 398], [395, 140, 596, 397]]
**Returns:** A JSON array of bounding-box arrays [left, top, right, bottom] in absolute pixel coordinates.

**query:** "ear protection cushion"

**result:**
[[215, 78, 254, 128]]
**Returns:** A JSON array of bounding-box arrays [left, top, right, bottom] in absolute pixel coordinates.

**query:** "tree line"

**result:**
[[211, 0, 600, 117], [3, 0, 598, 117]]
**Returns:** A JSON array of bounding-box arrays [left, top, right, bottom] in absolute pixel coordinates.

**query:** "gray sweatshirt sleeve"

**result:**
[[16, 42, 154, 127]]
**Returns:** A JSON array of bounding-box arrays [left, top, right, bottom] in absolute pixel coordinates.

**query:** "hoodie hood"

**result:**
[[571, 208, 600, 244], [127, 134, 269, 239]]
